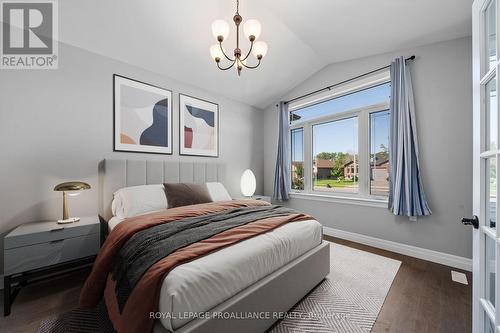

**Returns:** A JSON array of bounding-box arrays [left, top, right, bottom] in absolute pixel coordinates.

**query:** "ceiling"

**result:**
[[56, 0, 471, 109]]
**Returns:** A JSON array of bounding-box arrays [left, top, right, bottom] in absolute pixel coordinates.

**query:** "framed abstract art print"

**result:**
[[113, 74, 173, 154], [179, 94, 219, 157]]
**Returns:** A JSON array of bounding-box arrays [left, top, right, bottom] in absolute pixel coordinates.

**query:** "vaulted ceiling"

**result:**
[[58, 0, 471, 109]]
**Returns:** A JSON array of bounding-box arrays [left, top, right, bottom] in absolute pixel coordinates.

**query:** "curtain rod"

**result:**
[[276, 55, 415, 107]]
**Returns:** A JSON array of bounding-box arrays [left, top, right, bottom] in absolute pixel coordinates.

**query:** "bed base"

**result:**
[[154, 241, 330, 333]]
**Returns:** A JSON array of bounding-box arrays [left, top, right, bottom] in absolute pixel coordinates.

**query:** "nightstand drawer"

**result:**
[[4, 233, 99, 275], [4, 216, 100, 249]]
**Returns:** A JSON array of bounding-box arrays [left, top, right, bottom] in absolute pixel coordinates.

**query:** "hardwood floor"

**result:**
[[0, 269, 88, 333], [0, 237, 472, 333], [325, 236, 472, 333]]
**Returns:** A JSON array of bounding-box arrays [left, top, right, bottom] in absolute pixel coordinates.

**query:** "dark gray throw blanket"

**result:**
[[112, 205, 300, 312]]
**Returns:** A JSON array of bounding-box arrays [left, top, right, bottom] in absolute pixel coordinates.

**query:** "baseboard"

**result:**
[[323, 226, 472, 272]]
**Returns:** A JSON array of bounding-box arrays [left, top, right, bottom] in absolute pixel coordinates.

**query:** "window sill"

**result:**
[[289, 192, 388, 208]]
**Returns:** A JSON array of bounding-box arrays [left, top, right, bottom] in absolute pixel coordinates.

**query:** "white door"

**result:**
[[473, 0, 499, 332]]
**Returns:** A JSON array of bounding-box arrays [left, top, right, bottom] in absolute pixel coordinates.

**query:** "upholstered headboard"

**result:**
[[98, 159, 226, 221]]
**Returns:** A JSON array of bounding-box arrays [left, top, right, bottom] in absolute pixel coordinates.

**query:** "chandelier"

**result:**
[[209, 0, 268, 76]]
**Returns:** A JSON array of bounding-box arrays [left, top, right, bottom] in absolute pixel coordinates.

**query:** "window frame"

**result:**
[[289, 79, 391, 206]]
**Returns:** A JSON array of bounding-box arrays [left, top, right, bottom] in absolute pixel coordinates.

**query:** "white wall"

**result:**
[[263, 37, 473, 259], [0, 36, 473, 274], [0, 42, 264, 273]]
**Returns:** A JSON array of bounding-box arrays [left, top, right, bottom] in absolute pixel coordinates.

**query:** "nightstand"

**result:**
[[252, 195, 272, 203], [3, 215, 100, 316]]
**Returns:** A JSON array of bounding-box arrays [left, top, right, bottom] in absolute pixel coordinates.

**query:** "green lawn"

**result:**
[[314, 179, 357, 188]]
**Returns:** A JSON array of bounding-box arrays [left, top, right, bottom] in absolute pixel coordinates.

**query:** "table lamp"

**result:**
[[53, 181, 91, 224], [240, 169, 256, 198]]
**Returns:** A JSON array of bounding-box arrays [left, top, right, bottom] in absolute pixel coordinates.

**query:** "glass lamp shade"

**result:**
[[210, 44, 224, 60], [243, 19, 262, 40], [212, 19, 230, 40], [240, 169, 257, 197], [252, 41, 268, 58]]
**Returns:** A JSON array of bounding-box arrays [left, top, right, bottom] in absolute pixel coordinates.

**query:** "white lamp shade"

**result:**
[[243, 19, 262, 40], [252, 41, 268, 58], [212, 19, 230, 40], [240, 169, 257, 197], [210, 44, 224, 60]]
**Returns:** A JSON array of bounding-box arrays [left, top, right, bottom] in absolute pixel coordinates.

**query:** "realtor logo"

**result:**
[[1, 0, 58, 69]]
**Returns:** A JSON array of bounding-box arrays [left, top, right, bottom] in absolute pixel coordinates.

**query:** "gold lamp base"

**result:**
[[57, 217, 80, 224]]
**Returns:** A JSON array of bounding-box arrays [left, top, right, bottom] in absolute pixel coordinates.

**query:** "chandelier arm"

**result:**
[[241, 58, 261, 69], [219, 42, 234, 61], [241, 40, 254, 62], [217, 59, 237, 70]]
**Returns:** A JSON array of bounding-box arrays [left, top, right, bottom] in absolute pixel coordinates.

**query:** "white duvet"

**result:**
[[108, 217, 322, 332]]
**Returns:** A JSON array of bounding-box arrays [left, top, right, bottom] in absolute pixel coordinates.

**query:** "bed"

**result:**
[[87, 159, 330, 333]]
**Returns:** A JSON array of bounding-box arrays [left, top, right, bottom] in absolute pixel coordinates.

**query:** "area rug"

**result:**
[[37, 242, 401, 333], [268, 242, 401, 332]]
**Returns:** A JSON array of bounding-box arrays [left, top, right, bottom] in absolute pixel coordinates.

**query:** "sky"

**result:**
[[291, 83, 390, 162]]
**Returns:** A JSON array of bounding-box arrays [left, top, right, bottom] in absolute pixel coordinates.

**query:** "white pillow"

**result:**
[[206, 182, 232, 202], [112, 184, 168, 219]]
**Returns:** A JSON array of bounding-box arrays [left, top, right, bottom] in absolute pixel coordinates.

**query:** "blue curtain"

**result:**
[[388, 57, 431, 217], [273, 102, 291, 201]]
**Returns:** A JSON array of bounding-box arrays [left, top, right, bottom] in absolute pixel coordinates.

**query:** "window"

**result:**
[[291, 83, 390, 125], [370, 110, 390, 196], [291, 128, 304, 190], [312, 117, 358, 193], [485, 0, 497, 73], [289, 77, 391, 201], [486, 78, 497, 151]]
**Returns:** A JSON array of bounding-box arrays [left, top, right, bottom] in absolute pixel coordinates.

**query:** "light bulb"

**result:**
[[237, 57, 247, 66], [210, 44, 224, 61], [252, 41, 268, 59], [235, 58, 247, 73], [211, 19, 229, 41], [243, 19, 261, 40]]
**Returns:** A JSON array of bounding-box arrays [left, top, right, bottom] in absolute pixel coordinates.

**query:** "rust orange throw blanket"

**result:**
[[79, 200, 313, 333]]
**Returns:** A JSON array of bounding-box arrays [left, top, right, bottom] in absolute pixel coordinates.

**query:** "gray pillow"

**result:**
[[164, 183, 213, 209]]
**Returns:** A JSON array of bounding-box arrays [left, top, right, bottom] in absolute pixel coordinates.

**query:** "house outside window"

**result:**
[[289, 70, 391, 201]]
